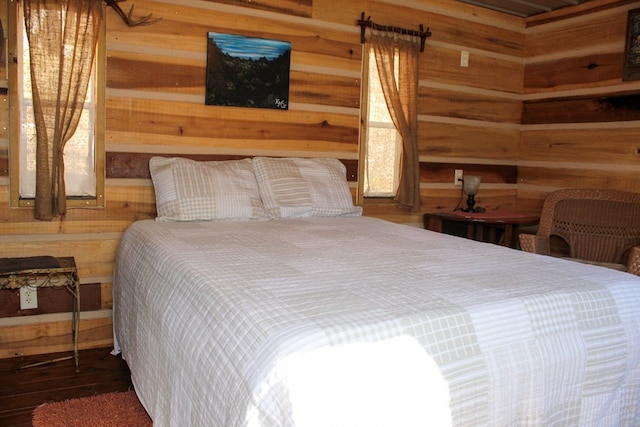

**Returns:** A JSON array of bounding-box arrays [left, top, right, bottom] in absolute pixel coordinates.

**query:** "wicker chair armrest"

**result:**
[[627, 246, 640, 276], [519, 233, 551, 255]]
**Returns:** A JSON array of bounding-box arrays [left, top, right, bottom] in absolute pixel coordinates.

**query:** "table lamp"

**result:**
[[462, 175, 481, 213]]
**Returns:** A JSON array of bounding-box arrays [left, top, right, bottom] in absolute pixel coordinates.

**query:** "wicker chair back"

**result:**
[[519, 189, 640, 274]]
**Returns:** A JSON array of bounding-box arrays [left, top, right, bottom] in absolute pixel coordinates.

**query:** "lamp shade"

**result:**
[[463, 175, 481, 196]]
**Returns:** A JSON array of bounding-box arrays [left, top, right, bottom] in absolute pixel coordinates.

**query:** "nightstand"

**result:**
[[424, 210, 540, 248], [0, 256, 80, 370]]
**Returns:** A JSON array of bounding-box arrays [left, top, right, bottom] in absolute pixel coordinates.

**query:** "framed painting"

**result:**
[[623, 8, 640, 81], [205, 32, 291, 110]]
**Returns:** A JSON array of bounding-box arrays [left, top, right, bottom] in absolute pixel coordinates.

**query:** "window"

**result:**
[[361, 47, 401, 198], [9, 2, 105, 208]]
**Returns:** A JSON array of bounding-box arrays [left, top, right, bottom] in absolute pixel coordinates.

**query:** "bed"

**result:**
[[112, 157, 640, 426]]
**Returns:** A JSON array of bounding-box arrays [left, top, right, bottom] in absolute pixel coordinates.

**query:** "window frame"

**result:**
[[358, 46, 402, 204], [8, 1, 106, 209]]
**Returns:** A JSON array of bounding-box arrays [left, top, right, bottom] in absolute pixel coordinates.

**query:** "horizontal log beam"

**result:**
[[106, 152, 359, 181], [524, 52, 622, 92], [421, 162, 518, 184], [523, 93, 640, 124], [0, 283, 102, 317]]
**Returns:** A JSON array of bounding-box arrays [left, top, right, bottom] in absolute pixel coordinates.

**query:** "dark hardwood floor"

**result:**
[[0, 347, 133, 427]]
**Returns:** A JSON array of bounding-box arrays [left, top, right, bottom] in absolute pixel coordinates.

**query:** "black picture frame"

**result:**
[[623, 8, 640, 81], [205, 32, 291, 110]]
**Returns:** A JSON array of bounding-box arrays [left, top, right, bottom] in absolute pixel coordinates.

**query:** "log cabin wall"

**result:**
[[519, 1, 640, 212], [0, 0, 628, 357]]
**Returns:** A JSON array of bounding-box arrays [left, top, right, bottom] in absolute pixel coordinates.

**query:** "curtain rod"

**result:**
[[356, 12, 432, 52]]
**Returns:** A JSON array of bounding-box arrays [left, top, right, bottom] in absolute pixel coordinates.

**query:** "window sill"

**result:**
[[363, 196, 396, 205], [17, 196, 104, 209]]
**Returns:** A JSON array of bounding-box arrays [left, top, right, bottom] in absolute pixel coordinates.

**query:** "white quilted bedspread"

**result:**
[[112, 216, 640, 427]]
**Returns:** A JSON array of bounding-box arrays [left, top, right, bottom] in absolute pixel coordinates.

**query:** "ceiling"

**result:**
[[457, 0, 592, 18]]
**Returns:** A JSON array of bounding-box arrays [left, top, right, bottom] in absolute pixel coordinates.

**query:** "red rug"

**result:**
[[32, 390, 152, 427]]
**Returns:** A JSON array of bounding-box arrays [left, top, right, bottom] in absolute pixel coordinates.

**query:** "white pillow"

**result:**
[[252, 157, 362, 218], [149, 157, 270, 221]]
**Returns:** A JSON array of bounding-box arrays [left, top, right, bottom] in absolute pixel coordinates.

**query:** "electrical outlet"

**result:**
[[454, 169, 463, 186], [20, 287, 38, 310]]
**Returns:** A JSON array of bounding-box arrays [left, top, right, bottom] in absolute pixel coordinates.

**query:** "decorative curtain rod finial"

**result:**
[[105, 0, 162, 27]]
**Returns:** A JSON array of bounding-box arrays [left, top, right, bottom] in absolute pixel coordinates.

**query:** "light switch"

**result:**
[[460, 50, 469, 67]]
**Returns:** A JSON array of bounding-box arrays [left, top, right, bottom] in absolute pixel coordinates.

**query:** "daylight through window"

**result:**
[[363, 48, 401, 198], [10, 2, 105, 209], [17, 11, 97, 198]]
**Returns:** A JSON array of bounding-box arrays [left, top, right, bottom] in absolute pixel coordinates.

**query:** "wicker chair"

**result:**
[[519, 189, 640, 276]]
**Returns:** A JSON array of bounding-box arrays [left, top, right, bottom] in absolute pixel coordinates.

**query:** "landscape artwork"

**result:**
[[205, 32, 291, 109], [623, 8, 640, 81]]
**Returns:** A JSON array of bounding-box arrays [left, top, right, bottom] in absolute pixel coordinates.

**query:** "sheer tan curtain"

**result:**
[[370, 30, 421, 212], [23, 0, 102, 220]]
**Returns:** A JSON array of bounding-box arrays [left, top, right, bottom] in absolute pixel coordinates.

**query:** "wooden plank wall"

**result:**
[[0, 0, 633, 357], [518, 0, 640, 212]]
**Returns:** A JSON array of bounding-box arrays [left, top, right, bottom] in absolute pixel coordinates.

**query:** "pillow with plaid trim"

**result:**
[[149, 157, 270, 222], [252, 157, 362, 218]]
